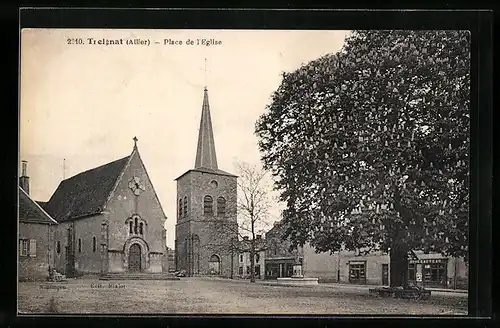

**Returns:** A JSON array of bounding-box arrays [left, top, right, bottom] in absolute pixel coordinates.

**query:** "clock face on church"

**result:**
[[128, 177, 146, 196]]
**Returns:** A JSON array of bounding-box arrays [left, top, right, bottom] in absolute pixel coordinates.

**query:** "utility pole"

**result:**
[[337, 250, 341, 283]]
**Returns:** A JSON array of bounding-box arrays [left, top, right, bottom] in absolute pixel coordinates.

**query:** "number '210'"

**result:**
[[67, 38, 84, 45]]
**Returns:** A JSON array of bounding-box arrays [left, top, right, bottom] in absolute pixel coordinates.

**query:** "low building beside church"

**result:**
[[42, 140, 168, 276], [18, 161, 59, 281]]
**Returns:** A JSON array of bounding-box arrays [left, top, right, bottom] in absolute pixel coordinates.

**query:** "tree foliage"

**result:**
[[255, 30, 470, 262]]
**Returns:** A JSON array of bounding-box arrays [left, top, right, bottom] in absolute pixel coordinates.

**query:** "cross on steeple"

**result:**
[[204, 58, 207, 89], [133, 136, 138, 149]]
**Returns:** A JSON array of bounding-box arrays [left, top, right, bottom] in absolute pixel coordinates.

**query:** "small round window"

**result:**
[[210, 180, 218, 189]]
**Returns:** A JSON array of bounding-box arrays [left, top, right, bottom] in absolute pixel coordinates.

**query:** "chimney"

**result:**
[[19, 160, 30, 195], [256, 235, 262, 240]]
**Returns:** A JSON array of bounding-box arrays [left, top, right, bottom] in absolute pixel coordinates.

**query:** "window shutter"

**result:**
[[19, 240, 23, 256], [29, 239, 37, 257]]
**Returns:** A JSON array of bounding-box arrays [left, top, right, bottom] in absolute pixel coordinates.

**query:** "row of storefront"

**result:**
[[237, 221, 468, 289]]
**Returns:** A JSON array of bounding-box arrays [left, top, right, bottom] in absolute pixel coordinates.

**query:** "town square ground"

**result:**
[[18, 277, 467, 315]]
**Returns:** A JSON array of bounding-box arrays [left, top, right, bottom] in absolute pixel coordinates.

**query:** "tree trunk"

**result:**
[[390, 190, 410, 289], [389, 241, 409, 288], [250, 237, 256, 283]]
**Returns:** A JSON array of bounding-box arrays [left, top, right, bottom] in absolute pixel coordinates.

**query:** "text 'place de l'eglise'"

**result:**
[[18, 87, 468, 290]]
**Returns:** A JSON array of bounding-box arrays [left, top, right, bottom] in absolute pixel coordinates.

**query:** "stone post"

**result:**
[[100, 221, 109, 274]]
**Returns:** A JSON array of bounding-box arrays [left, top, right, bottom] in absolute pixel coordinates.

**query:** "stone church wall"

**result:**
[[104, 151, 166, 273], [53, 221, 70, 274], [18, 223, 54, 281], [52, 215, 103, 276], [175, 170, 239, 277], [73, 215, 103, 274]]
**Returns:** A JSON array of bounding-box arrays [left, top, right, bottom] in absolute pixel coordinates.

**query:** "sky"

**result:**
[[20, 28, 350, 248]]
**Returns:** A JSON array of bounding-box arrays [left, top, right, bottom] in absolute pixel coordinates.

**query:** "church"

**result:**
[[175, 87, 239, 277], [41, 139, 168, 277]]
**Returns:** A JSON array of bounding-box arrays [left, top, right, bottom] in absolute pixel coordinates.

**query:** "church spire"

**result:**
[[194, 87, 218, 170]]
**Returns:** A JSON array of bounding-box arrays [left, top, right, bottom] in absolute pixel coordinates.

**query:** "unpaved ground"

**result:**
[[17, 277, 468, 315]]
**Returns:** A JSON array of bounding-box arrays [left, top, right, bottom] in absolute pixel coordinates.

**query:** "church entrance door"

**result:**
[[209, 254, 221, 275], [129, 244, 141, 272]]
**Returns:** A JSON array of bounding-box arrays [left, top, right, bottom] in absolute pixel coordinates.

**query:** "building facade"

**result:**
[[237, 235, 266, 279], [175, 87, 239, 278], [264, 221, 304, 279], [166, 247, 176, 272], [263, 219, 468, 289], [18, 161, 59, 281], [42, 140, 168, 276]]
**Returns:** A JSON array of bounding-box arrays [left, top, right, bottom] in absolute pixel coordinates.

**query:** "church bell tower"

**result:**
[[174, 87, 238, 277]]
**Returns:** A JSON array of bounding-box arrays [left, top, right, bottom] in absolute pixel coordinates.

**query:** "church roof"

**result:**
[[195, 87, 219, 170], [44, 155, 130, 222], [238, 238, 268, 252], [175, 87, 237, 180], [174, 167, 237, 181], [19, 188, 58, 225], [36, 201, 47, 208]]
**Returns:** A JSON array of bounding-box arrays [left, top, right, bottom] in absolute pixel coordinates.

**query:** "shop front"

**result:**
[[409, 258, 448, 288], [265, 257, 300, 279]]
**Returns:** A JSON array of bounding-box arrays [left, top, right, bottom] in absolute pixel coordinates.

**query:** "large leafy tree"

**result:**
[[255, 30, 470, 288]]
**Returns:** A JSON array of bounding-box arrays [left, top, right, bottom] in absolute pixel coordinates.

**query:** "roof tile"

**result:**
[[44, 156, 130, 222], [19, 188, 57, 224]]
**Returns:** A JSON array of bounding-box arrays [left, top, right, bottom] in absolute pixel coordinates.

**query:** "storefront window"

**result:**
[[349, 262, 366, 284], [423, 262, 447, 286]]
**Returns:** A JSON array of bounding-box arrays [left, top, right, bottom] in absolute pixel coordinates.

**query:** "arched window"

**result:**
[[92, 236, 97, 252], [217, 197, 226, 216], [57, 241, 61, 254], [178, 198, 183, 218], [204, 195, 213, 215], [128, 216, 145, 236], [183, 197, 188, 217], [78, 238, 82, 253]]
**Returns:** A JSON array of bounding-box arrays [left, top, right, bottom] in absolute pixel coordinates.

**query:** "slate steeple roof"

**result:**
[[195, 87, 218, 170], [175, 87, 236, 180]]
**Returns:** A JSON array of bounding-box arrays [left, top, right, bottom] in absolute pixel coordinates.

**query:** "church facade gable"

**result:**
[[103, 148, 167, 274]]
